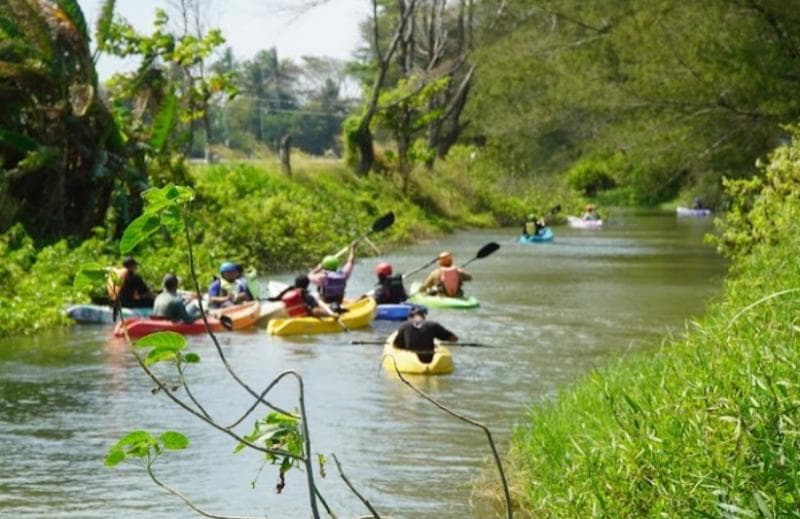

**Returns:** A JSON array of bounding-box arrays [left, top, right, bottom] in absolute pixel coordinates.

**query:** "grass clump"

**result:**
[[504, 130, 800, 517]]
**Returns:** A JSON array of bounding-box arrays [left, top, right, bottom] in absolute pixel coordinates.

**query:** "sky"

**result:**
[[78, 0, 372, 78]]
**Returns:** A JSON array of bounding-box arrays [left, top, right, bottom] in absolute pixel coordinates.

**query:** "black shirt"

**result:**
[[118, 272, 152, 307], [394, 320, 455, 352], [374, 274, 408, 304]]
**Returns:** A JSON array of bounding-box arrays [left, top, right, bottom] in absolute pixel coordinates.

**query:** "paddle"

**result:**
[[350, 340, 492, 348], [402, 242, 501, 281], [332, 212, 395, 259]]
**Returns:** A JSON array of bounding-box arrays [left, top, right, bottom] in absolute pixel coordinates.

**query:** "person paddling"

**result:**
[[581, 204, 600, 221], [208, 262, 248, 309], [522, 213, 547, 237], [152, 273, 201, 324], [393, 307, 457, 363], [272, 275, 329, 318], [309, 240, 357, 311], [107, 256, 155, 308], [373, 262, 408, 304], [418, 251, 472, 298]]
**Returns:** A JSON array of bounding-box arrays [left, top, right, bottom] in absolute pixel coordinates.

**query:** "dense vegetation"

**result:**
[[503, 132, 800, 516]]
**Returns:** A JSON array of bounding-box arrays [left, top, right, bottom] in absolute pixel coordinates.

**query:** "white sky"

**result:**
[[79, 0, 371, 78]]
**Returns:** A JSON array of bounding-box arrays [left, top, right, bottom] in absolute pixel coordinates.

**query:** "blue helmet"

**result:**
[[219, 261, 237, 274]]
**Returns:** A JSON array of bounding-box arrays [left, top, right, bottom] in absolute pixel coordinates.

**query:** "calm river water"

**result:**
[[0, 211, 725, 518]]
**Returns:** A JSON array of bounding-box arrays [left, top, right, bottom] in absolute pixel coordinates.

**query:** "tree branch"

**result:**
[[332, 453, 381, 518]]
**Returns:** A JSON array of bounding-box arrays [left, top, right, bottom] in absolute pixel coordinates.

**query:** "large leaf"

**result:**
[[134, 331, 187, 350], [0, 128, 39, 153], [72, 262, 108, 290], [119, 213, 161, 254], [159, 431, 189, 450], [149, 92, 178, 153]]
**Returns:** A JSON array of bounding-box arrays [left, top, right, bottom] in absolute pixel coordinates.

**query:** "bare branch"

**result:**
[[332, 454, 382, 518]]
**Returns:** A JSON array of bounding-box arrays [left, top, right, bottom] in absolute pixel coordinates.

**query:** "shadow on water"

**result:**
[[0, 210, 726, 518]]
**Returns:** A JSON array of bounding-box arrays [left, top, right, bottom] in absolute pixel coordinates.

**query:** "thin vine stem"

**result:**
[[389, 359, 513, 519], [332, 453, 381, 518]]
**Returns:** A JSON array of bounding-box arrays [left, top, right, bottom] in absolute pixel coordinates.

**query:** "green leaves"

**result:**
[[72, 263, 108, 290], [149, 92, 178, 153], [236, 411, 304, 491], [105, 430, 189, 467], [119, 213, 161, 255], [118, 184, 194, 254], [133, 331, 201, 367]]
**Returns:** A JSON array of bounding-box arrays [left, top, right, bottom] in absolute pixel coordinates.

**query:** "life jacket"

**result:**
[[439, 266, 461, 297], [282, 288, 309, 317], [377, 274, 407, 304], [524, 221, 536, 235], [106, 267, 129, 301], [321, 271, 347, 303], [220, 278, 238, 298]]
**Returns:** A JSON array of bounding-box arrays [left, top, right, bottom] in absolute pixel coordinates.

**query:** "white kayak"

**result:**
[[567, 216, 603, 229], [66, 304, 151, 324], [676, 207, 711, 217]]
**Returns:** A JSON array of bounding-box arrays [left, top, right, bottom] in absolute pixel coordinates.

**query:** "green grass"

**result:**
[[503, 134, 800, 518]]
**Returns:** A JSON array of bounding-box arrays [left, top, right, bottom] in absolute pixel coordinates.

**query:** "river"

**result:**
[[0, 211, 725, 518]]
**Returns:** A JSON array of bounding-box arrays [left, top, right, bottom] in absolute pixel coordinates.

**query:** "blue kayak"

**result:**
[[375, 303, 427, 321], [518, 227, 554, 243]]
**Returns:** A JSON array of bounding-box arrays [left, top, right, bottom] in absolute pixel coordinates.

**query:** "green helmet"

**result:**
[[321, 255, 339, 271], [527, 213, 536, 221]]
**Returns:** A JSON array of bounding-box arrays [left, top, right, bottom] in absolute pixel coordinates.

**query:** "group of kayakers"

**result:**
[[105, 243, 472, 357], [522, 204, 601, 237]]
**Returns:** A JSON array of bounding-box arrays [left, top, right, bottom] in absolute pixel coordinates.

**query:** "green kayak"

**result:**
[[408, 282, 480, 309]]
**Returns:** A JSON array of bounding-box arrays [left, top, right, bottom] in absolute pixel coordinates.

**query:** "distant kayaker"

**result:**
[[581, 204, 600, 221], [152, 273, 201, 323], [373, 262, 408, 304], [309, 241, 357, 310], [393, 307, 457, 362], [419, 251, 472, 297], [522, 213, 547, 236], [107, 256, 155, 308], [208, 262, 248, 309], [692, 197, 704, 210], [272, 275, 329, 317]]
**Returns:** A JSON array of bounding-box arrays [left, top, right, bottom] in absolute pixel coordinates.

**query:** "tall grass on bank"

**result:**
[[503, 132, 800, 517]]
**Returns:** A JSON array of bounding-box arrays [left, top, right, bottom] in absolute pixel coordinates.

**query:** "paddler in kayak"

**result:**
[[208, 262, 249, 309], [107, 256, 155, 308], [393, 307, 457, 362], [418, 251, 472, 298], [152, 273, 201, 323], [309, 240, 357, 312], [581, 204, 600, 221], [522, 213, 547, 237], [271, 275, 330, 317], [234, 263, 255, 301], [373, 262, 408, 304]]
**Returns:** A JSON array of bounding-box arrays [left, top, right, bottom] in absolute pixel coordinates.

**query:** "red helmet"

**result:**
[[375, 262, 393, 276]]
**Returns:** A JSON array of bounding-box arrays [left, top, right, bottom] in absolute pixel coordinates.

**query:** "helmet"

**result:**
[[220, 261, 237, 274], [375, 262, 392, 276], [438, 251, 453, 267], [321, 255, 339, 271], [585, 204, 595, 211], [527, 213, 536, 221], [294, 274, 310, 289]]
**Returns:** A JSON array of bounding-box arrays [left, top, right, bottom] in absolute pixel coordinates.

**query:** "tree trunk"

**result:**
[[279, 134, 292, 175]]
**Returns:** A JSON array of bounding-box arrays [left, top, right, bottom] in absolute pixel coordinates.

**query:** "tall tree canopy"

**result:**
[[469, 0, 800, 203]]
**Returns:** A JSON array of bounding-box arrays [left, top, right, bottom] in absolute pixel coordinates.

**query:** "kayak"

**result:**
[[267, 297, 377, 336], [381, 332, 454, 375], [407, 282, 479, 309], [518, 227, 554, 243], [255, 300, 287, 327], [375, 303, 427, 321], [567, 216, 603, 229], [115, 301, 261, 338], [66, 304, 151, 324], [676, 207, 712, 217]]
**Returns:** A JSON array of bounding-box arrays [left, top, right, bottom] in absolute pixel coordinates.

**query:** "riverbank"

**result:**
[[501, 136, 800, 516], [0, 149, 580, 338]]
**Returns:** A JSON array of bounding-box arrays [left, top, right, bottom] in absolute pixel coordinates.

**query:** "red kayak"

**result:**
[[115, 301, 260, 338]]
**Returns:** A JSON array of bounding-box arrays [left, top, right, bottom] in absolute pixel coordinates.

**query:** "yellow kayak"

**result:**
[[381, 332, 455, 375], [267, 297, 377, 336]]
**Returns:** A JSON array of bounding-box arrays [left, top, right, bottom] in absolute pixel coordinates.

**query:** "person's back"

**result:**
[[420, 252, 471, 297], [152, 274, 199, 324], [109, 257, 154, 308], [373, 262, 407, 304], [393, 308, 457, 363], [310, 244, 356, 306]]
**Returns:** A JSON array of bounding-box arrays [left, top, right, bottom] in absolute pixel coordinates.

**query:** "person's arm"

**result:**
[[341, 241, 357, 279], [307, 270, 325, 286], [459, 269, 473, 282], [419, 269, 439, 293], [207, 280, 230, 305], [393, 327, 407, 347], [432, 322, 458, 342]]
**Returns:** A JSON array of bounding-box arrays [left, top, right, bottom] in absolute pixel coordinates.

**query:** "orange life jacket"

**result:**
[[439, 266, 461, 297], [106, 267, 128, 301], [282, 288, 309, 317]]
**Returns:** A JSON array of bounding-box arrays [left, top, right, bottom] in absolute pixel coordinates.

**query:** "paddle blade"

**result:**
[[476, 242, 500, 259], [370, 212, 395, 234]]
